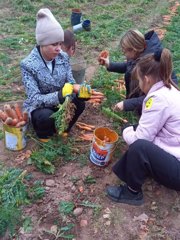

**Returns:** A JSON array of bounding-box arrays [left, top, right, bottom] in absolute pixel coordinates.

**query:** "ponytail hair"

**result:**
[[134, 48, 179, 90]]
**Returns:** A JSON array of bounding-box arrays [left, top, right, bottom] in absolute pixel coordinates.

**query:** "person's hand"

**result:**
[[98, 50, 109, 68], [78, 83, 92, 99], [62, 83, 73, 97], [113, 101, 124, 111], [98, 56, 110, 68]]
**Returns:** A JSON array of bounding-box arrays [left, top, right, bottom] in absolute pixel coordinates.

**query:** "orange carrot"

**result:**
[[76, 122, 95, 129], [98, 50, 109, 65], [79, 135, 93, 141], [4, 117, 13, 126], [104, 136, 110, 142], [4, 104, 16, 119], [12, 118, 18, 126], [15, 120, 26, 128], [99, 50, 109, 58], [76, 124, 93, 131], [88, 98, 102, 103], [90, 95, 104, 99], [0, 110, 8, 122], [79, 133, 94, 140], [22, 111, 29, 122], [10, 108, 18, 119], [91, 90, 104, 96], [14, 103, 23, 121]]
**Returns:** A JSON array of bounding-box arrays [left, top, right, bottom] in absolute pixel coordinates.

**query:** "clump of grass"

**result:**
[[29, 136, 74, 174], [0, 167, 45, 238], [162, 8, 180, 82]]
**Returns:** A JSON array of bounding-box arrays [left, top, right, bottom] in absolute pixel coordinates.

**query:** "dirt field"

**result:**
[[0, 0, 180, 239]]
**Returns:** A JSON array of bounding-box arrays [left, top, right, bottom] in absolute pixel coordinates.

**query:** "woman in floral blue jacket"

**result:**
[[21, 8, 85, 141]]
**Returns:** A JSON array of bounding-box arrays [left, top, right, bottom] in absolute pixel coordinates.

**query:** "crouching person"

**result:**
[[106, 48, 180, 205], [20, 8, 90, 142]]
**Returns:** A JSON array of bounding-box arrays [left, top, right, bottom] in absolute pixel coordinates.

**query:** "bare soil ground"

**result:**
[[0, 100, 180, 240]]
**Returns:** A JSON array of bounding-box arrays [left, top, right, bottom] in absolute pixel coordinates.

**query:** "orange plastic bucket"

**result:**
[[90, 127, 119, 167]]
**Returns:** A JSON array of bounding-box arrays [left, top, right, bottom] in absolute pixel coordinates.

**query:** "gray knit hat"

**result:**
[[35, 8, 64, 45]]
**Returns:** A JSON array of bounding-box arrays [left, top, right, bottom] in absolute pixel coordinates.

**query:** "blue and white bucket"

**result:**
[[90, 127, 119, 167]]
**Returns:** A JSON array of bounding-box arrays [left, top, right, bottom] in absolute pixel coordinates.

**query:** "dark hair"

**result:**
[[133, 48, 179, 90], [63, 30, 76, 50]]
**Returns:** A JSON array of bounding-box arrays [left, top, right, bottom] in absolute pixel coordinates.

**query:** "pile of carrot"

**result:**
[[0, 103, 28, 127], [114, 79, 126, 91], [76, 122, 96, 141], [76, 121, 95, 131], [88, 90, 105, 104], [78, 133, 94, 141], [102, 135, 110, 143]]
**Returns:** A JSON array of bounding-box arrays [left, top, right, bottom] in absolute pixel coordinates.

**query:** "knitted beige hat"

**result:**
[[36, 8, 64, 45]]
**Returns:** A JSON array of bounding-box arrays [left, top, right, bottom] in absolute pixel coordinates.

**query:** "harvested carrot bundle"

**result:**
[[100, 50, 109, 58], [4, 104, 17, 119], [14, 103, 23, 121], [0, 110, 8, 122], [114, 79, 126, 91], [78, 133, 94, 141], [76, 122, 95, 131], [76, 122, 95, 129], [91, 90, 104, 96], [98, 50, 109, 65], [88, 89, 105, 105], [4, 117, 14, 126], [16, 121, 27, 128], [51, 96, 76, 135], [104, 135, 110, 142], [23, 111, 28, 122], [76, 124, 92, 131], [88, 99, 102, 104], [0, 103, 28, 127], [12, 118, 19, 126]]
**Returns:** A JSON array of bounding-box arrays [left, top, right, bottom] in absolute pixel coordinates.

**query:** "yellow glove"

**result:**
[[62, 83, 73, 97], [78, 84, 92, 98]]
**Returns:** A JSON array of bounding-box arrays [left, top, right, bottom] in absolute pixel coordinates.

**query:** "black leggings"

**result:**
[[31, 97, 85, 138], [113, 139, 180, 192]]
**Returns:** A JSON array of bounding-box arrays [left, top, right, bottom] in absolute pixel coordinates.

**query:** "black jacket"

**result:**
[[107, 30, 178, 115]]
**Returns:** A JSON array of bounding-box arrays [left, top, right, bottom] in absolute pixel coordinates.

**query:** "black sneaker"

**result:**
[[106, 184, 144, 206]]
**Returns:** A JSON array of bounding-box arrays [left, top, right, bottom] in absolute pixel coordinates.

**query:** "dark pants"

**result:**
[[31, 97, 85, 138], [113, 139, 180, 192]]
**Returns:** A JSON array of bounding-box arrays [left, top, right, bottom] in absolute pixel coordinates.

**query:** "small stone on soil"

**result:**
[[103, 213, 110, 219], [45, 179, 55, 186], [50, 225, 58, 234], [104, 220, 111, 226], [73, 207, 83, 216], [80, 219, 88, 227]]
